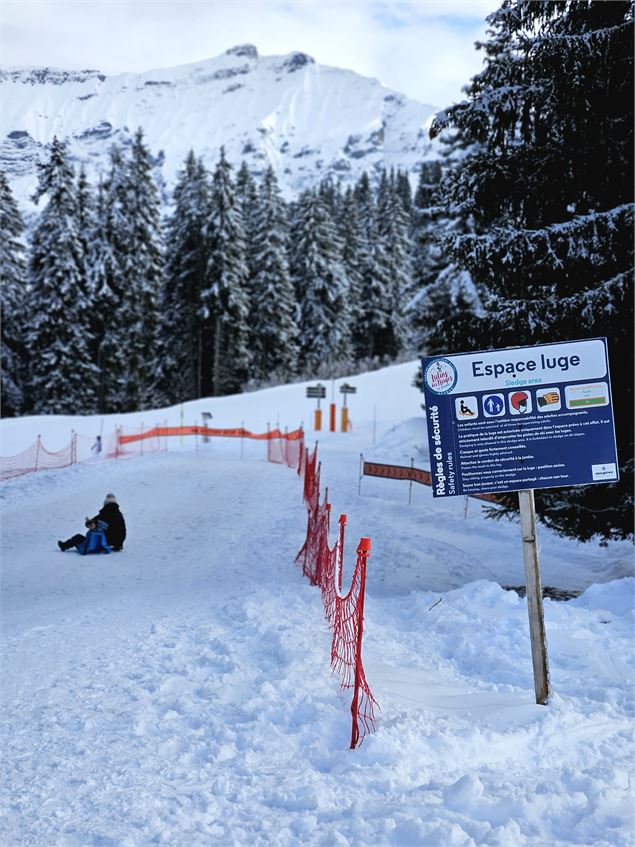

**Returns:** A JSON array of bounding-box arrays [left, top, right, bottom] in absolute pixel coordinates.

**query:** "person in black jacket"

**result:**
[[58, 493, 126, 552], [90, 493, 126, 551]]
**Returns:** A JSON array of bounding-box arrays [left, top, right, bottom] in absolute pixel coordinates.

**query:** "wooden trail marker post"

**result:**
[[306, 383, 326, 431], [518, 489, 550, 704]]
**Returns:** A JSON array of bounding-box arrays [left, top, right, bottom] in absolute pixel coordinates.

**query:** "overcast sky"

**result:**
[[1, 1, 498, 107]]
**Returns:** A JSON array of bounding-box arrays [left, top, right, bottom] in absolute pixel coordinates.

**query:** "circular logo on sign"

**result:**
[[424, 358, 458, 394]]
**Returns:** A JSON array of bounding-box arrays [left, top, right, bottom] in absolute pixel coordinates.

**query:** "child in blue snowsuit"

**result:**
[[58, 519, 112, 555]]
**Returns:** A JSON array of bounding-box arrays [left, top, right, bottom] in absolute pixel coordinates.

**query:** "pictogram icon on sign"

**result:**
[[536, 387, 561, 411], [482, 393, 505, 417], [509, 390, 532, 415], [455, 396, 479, 420]]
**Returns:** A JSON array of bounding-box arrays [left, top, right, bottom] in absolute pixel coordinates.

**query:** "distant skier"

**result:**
[[58, 493, 126, 553], [91, 435, 102, 454]]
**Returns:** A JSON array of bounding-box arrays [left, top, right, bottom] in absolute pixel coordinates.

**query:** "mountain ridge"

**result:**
[[1, 44, 440, 206]]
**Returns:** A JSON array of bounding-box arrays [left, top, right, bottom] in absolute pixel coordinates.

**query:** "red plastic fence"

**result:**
[[1, 424, 304, 481], [295, 444, 378, 748], [0, 433, 79, 481]]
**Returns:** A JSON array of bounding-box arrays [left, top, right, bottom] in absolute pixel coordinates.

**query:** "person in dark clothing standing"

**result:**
[[58, 493, 127, 552]]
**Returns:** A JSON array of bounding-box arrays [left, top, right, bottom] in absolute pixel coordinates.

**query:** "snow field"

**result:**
[[2, 363, 634, 846]]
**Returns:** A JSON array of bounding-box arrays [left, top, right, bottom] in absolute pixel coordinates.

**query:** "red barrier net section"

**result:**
[[0, 434, 78, 481], [295, 444, 378, 748], [267, 430, 305, 469], [1, 424, 305, 481]]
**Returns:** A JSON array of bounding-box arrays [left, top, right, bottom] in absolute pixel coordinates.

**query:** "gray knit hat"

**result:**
[[104, 493, 117, 505]]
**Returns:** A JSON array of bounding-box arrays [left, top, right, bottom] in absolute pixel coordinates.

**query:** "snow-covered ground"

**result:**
[[1, 362, 633, 846]]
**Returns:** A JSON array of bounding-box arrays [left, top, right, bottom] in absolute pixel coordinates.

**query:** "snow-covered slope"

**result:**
[[2, 361, 634, 845], [1, 44, 439, 207]]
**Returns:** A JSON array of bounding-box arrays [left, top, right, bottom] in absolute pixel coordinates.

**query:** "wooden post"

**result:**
[[241, 420, 244, 459], [372, 404, 376, 445], [408, 457, 414, 505], [358, 453, 363, 496], [34, 435, 41, 472], [518, 489, 551, 705]]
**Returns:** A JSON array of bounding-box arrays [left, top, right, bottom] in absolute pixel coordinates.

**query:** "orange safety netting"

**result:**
[[0, 434, 78, 481], [295, 444, 378, 748], [118, 425, 304, 445]]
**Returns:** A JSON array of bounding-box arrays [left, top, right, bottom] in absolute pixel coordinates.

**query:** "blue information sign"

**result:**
[[421, 338, 619, 498]]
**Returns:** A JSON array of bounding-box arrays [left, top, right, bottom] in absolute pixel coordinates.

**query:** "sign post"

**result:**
[[306, 383, 326, 431], [518, 489, 550, 704], [339, 383, 357, 432], [421, 338, 618, 705]]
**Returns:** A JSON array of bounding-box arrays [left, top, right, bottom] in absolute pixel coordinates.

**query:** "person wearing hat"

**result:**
[[58, 493, 127, 552]]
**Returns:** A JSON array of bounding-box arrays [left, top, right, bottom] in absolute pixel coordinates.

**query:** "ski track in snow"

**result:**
[[1, 369, 634, 847]]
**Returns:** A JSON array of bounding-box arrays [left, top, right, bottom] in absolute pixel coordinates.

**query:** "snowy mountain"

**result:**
[[1, 44, 439, 207]]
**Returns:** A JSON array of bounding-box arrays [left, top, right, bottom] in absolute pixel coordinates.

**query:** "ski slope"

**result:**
[[1, 362, 633, 846]]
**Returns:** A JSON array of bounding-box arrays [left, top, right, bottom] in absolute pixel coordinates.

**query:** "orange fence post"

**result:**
[[314, 409, 322, 431], [350, 537, 371, 750], [329, 403, 336, 432]]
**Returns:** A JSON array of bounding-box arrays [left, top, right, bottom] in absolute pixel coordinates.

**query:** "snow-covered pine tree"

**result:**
[[85, 171, 130, 413], [290, 187, 351, 373], [156, 151, 211, 404], [337, 186, 365, 361], [121, 129, 165, 411], [352, 172, 392, 361], [0, 171, 28, 416], [26, 137, 98, 413], [375, 169, 413, 358], [396, 169, 414, 217], [249, 166, 299, 382], [409, 148, 484, 381], [201, 148, 251, 395], [430, 0, 634, 542], [235, 161, 259, 281]]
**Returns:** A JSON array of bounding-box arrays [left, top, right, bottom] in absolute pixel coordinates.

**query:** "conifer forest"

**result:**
[[1, 1, 633, 543]]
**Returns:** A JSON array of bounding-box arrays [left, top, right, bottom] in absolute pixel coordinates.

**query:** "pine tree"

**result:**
[[352, 172, 392, 361], [120, 129, 165, 410], [375, 170, 413, 358], [338, 187, 365, 360], [157, 151, 211, 403], [85, 170, 130, 413], [201, 148, 251, 395], [235, 161, 259, 280], [26, 138, 98, 413], [409, 154, 483, 367], [430, 0, 634, 542], [249, 166, 299, 381], [290, 188, 351, 373], [0, 171, 27, 416]]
